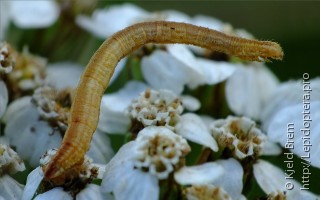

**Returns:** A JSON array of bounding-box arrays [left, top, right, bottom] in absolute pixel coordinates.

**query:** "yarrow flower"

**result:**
[[126, 88, 183, 132], [210, 116, 267, 159], [0, 144, 25, 200], [183, 185, 232, 200], [22, 149, 105, 200], [101, 126, 224, 200], [0, 42, 15, 74]]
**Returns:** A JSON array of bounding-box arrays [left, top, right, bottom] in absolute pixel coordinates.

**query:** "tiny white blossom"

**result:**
[[225, 62, 279, 120], [9, 0, 59, 28], [98, 81, 147, 134], [184, 185, 232, 200], [0, 42, 15, 74], [4, 96, 62, 167], [134, 126, 190, 179], [101, 142, 159, 200], [126, 89, 183, 131], [4, 85, 112, 166], [0, 144, 25, 175], [102, 126, 191, 200], [22, 149, 105, 200], [0, 144, 25, 200], [210, 116, 267, 159]]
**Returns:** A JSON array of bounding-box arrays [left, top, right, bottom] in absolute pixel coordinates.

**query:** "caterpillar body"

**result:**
[[43, 21, 283, 183]]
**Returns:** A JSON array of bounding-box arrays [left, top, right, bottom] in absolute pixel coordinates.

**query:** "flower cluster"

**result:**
[[0, 1, 319, 200]]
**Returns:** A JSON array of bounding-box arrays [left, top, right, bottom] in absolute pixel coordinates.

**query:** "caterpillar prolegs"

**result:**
[[43, 21, 283, 183]]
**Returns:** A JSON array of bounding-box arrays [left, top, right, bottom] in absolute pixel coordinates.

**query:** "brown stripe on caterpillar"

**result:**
[[43, 21, 283, 183]]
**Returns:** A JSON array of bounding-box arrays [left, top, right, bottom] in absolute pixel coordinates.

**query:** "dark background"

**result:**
[[132, 1, 320, 81]]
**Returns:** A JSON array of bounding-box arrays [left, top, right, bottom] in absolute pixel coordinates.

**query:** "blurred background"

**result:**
[[2, 0, 319, 197], [135, 1, 320, 80], [5, 1, 320, 81]]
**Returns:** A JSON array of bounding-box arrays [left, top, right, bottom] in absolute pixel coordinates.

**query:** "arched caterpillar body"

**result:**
[[44, 21, 283, 183]]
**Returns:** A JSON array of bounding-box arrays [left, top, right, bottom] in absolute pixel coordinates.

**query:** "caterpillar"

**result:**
[[43, 21, 283, 183]]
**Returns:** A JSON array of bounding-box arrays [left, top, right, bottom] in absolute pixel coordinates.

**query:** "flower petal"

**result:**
[[190, 58, 236, 88], [102, 161, 159, 200], [176, 113, 218, 151], [45, 63, 84, 90], [181, 95, 201, 111], [226, 63, 279, 120], [253, 160, 319, 200], [77, 184, 105, 200], [98, 81, 147, 134], [261, 78, 320, 130], [34, 187, 72, 200], [22, 167, 43, 200], [141, 50, 191, 94], [174, 162, 223, 185], [10, 0, 59, 28], [0, 81, 8, 118], [5, 103, 62, 167], [87, 130, 114, 164], [212, 158, 244, 200], [267, 101, 320, 168], [0, 175, 24, 200], [76, 3, 149, 38]]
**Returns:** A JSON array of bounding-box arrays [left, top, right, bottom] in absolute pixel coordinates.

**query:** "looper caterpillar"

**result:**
[[43, 21, 283, 183]]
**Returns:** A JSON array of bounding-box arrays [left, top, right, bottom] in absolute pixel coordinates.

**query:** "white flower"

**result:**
[[0, 174, 24, 200], [0, 81, 8, 118], [184, 185, 232, 200], [4, 85, 113, 166], [134, 126, 190, 179], [225, 62, 279, 120], [126, 89, 184, 131], [22, 149, 105, 200], [178, 158, 244, 200], [210, 116, 267, 159], [98, 81, 147, 134], [266, 101, 320, 168], [45, 62, 84, 90], [3, 96, 63, 167], [76, 3, 149, 39], [0, 42, 15, 74], [261, 78, 320, 130], [9, 0, 59, 28], [253, 160, 319, 200], [175, 113, 218, 152], [102, 126, 192, 200], [141, 45, 236, 94], [101, 142, 159, 200], [126, 88, 217, 150], [0, 144, 25, 175], [0, 144, 25, 200]]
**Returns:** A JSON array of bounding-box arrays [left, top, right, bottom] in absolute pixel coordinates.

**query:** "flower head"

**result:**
[[134, 126, 190, 179], [126, 89, 183, 132], [184, 185, 232, 200], [211, 116, 266, 159], [0, 42, 15, 74]]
